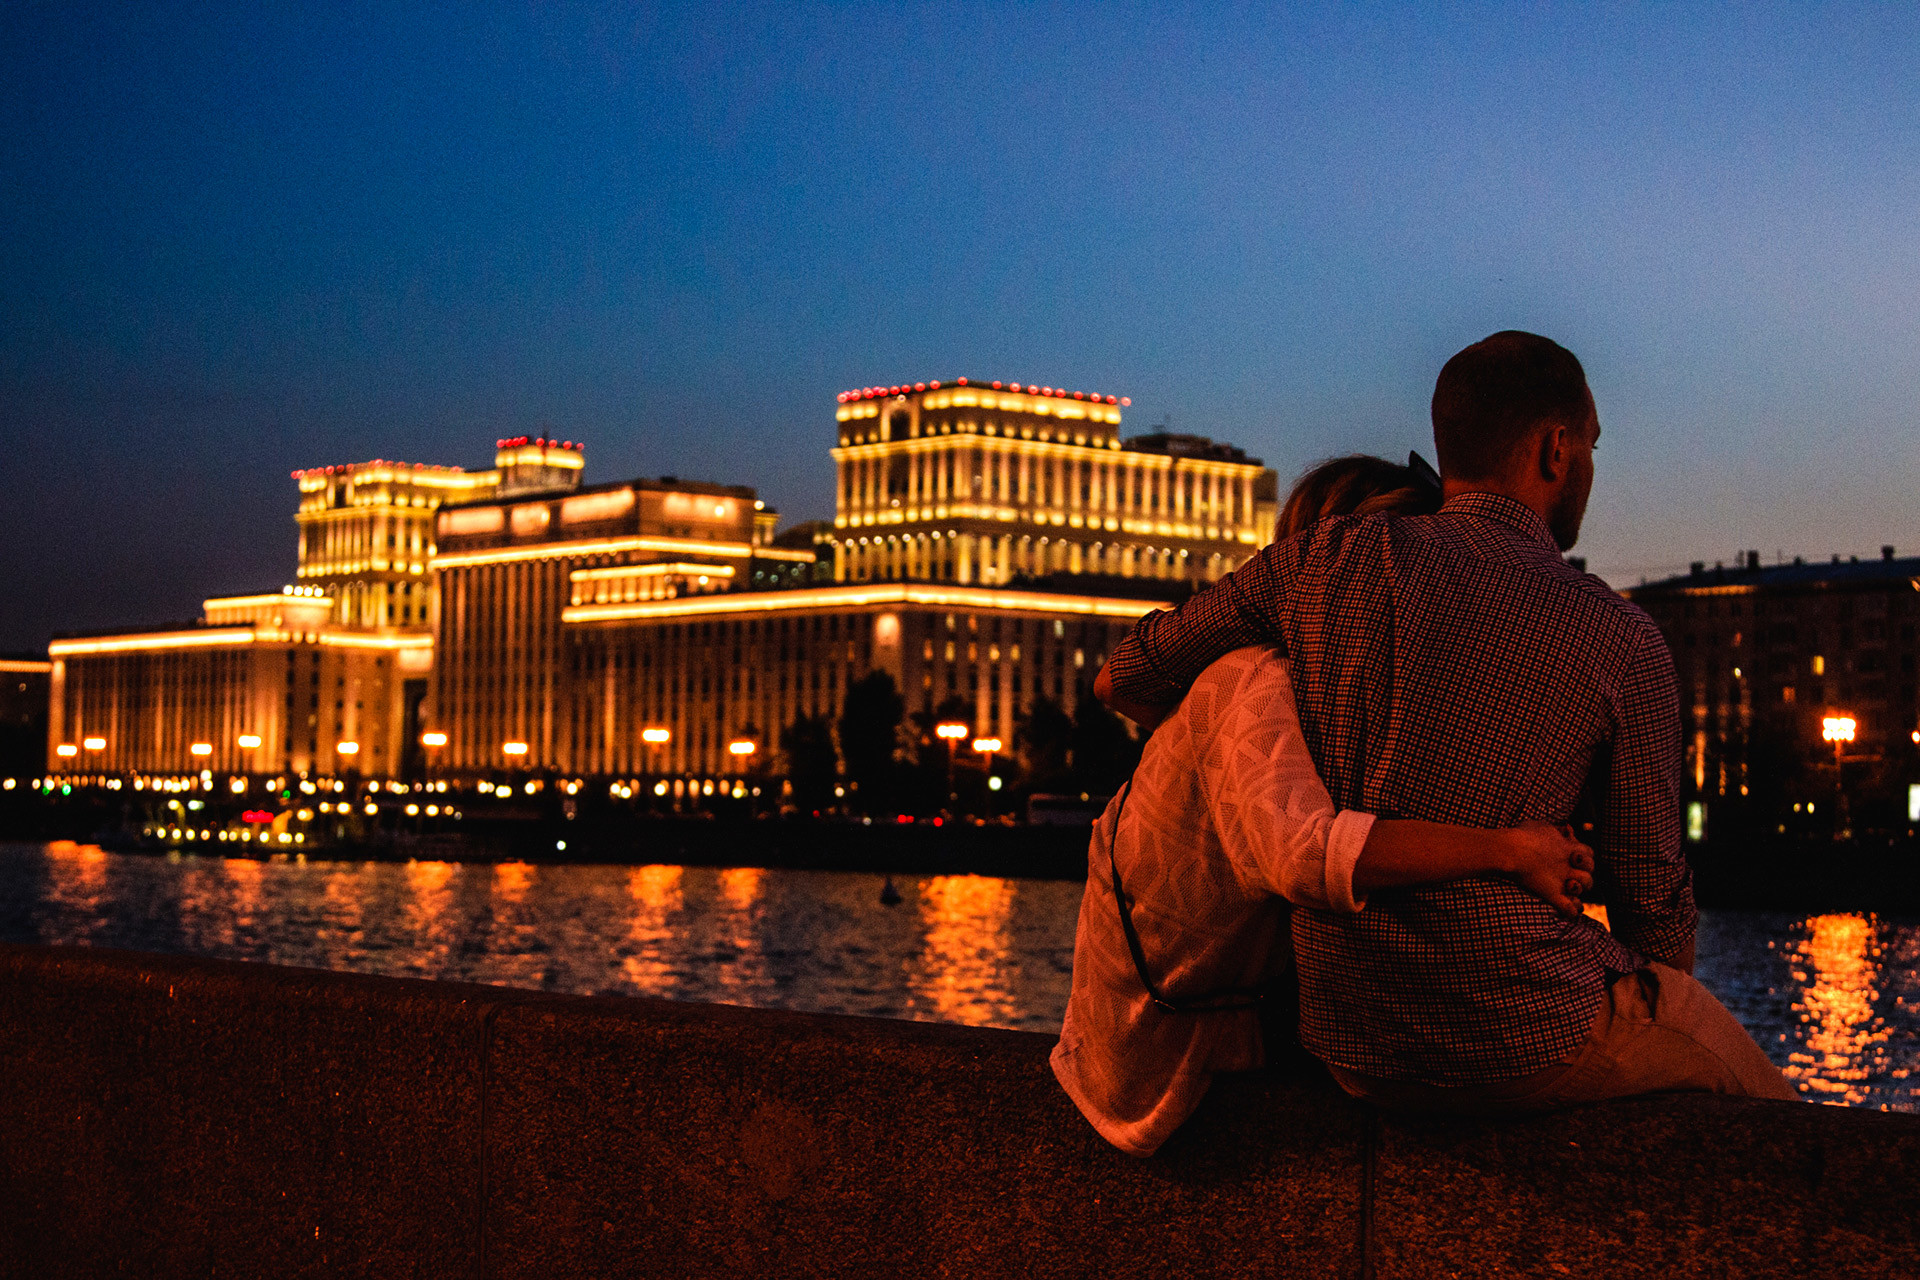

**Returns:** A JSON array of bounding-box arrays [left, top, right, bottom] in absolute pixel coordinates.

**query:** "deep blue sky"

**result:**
[[4, 3, 1917, 650]]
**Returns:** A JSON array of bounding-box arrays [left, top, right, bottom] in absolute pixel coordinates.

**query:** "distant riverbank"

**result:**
[[5, 789, 1919, 912]]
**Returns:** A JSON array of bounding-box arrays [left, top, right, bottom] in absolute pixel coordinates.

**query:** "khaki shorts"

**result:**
[[1326, 963, 1798, 1113]]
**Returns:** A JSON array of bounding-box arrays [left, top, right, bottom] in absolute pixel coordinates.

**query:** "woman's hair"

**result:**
[[1274, 454, 1439, 543]]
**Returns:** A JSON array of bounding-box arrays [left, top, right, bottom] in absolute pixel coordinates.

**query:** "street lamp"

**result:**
[[727, 739, 757, 758], [420, 731, 448, 748], [1822, 715, 1856, 841], [237, 734, 262, 750], [936, 722, 969, 814], [502, 742, 528, 756], [83, 737, 106, 752]]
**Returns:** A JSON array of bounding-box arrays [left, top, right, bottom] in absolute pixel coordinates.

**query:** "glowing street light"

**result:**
[[337, 741, 361, 756], [727, 739, 757, 757], [82, 737, 106, 751], [55, 744, 78, 758], [189, 743, 213, 757], [935, 722, 969, 741], [971, 737, 1003, 756], [420, 731, 448, 748], [642, 727, 672, 744], [502, 742, 529, 757], [237, 734, 262, 750], [1822, 716, 1856, 745]]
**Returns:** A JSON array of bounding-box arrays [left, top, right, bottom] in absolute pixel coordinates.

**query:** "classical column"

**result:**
[[998, 447, 1011, 504], [956, 534, 973, 584], [996, 535, 1010, 583]]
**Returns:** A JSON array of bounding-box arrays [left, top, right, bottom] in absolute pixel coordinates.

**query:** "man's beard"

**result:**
[[1547, 482, 1588, 551]]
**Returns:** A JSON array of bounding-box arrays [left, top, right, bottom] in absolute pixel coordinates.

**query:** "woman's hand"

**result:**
[[1500, 821, 1595, 918]]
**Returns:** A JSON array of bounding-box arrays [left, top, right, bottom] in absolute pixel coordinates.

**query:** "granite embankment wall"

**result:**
[[2, 945, 1916, 1279]]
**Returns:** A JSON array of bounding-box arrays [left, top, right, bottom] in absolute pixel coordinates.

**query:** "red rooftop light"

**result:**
[[956, 376, 967, 385]]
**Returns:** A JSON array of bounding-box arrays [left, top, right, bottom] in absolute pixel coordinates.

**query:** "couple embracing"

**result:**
[[1054, 331, 1793, 1157]]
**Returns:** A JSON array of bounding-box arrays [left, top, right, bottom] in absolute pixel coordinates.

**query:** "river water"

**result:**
[[3, 841, 1915, 1111]]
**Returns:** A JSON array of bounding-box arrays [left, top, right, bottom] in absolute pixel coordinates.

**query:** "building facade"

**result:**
[[45, 377, 1278, 792], [429, 474, 805, 772], [827, 379, 1275, 586], [42, 438, 580, 778], [1625, 547, 1920, 835]]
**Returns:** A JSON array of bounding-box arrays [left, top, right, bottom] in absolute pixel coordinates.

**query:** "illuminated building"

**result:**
[[828, 380, 1275, 585], [557, 582, 1158, 777], [48, 587, 432, 778], [430, 473, 805, 772], [42, 439, 574, 778], [293, 436, 582, 630], [45, 376, 1279, 790], [1626, 547, 1920, 834]]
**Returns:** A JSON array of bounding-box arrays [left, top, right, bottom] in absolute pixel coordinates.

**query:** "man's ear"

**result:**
[[1536, 422, 1569, 483]]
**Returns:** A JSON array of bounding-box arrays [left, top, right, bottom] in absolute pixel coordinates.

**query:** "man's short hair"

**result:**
[[1431, 331, 1591, 481]]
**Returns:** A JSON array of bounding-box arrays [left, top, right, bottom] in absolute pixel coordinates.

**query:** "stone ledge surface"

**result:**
[[1, 944, 1916, 1279]]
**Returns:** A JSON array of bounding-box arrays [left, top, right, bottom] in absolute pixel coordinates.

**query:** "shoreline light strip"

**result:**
[[0, 659, 53, 674], [561, 583, 1169, 624]]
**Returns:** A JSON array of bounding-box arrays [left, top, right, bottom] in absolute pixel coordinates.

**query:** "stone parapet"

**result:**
[[1, 944, 1914, 1277]]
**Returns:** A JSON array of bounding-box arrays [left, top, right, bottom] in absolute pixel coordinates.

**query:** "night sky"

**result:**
[[4, 3, 1916, 652]]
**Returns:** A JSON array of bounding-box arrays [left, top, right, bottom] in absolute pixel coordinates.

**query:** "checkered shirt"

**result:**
[[1104, 492, 1693, 1085]]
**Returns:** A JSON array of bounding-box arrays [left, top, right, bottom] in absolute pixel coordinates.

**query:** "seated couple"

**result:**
[[1053, 331, 1793, 1157]]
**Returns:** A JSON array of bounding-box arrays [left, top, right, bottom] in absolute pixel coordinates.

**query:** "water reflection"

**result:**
[[4, 842, 1915, 1109], [907, 875, 1018, 1027], [621, 864, 684, 996], [714, 866, 767, 997], [1783, 913, 1891, 1105]]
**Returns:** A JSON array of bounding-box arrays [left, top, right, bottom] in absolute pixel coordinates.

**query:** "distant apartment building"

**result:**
[[45, 376, 1278, 787], [1624, 547, 1920, 832]]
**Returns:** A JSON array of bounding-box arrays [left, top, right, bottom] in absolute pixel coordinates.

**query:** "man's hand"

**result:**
[[1500, 821, 1595, 918], [1094, 661, 1171, 731]]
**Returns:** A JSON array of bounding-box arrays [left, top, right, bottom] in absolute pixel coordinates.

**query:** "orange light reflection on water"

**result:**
[[622, 864, 684, 995], [907, 874, 1018, 1027], [1783, 912, 1890, 1105]]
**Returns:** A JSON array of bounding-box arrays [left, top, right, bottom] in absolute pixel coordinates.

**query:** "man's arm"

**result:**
[[1100, 529, 1309, 724], [1593, 624, 1696, 971], [1205, 653, 1594, 917]]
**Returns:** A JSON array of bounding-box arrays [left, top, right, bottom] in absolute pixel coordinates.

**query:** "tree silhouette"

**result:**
[[779, 714, 838, 814], [838, 671, 905, 814]]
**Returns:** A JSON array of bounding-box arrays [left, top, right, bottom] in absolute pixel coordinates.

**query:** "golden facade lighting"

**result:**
[[825, 379, 1274, 588], [563, 582, 1164, 626]]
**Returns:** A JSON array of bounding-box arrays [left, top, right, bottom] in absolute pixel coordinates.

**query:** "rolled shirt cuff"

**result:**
[[1323, 809, 1376, 914]]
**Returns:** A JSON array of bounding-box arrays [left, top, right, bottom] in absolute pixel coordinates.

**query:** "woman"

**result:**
[[1051, 455, 1595, 1156]]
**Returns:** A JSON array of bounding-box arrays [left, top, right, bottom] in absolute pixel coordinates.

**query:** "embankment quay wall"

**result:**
[[2, 945, 1916, 1279]]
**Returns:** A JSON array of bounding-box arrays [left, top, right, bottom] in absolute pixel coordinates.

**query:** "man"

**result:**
[[1097, 332, 1791, 1109]]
